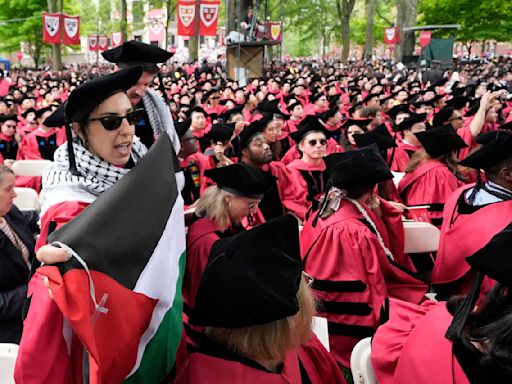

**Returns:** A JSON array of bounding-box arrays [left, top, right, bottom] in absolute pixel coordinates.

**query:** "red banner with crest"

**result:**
[[384, 27, 400, 45], [199, 0, 219, 36], [89, 35, 99, 51], [61, 14, 80, 45], [111, 32, 123, 47], [148, 8, 166, 42], [177, 0, 197, 36], [42, 13, 61, 44], [419, 31, 432, 48], [267, 22, 282, 41], [98, 36, 109, 51]]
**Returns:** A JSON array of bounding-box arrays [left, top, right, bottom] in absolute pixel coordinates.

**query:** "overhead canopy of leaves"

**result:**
[[418, 0, 512, 43]]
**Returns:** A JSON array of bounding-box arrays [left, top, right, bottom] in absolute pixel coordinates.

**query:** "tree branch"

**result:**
[[376, 7, 393, 25]]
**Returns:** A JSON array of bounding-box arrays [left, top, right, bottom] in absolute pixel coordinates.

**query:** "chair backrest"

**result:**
[[12, 160, 53, 177], [350, 337, 377, 384], [0, 343, 19, 384], [13, 187, 40, 211], [392, 171, 405, 187], [403, 221, 441, 253]]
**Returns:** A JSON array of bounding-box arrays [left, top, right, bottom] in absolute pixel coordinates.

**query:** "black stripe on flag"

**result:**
[[48, 134, 179, 290]]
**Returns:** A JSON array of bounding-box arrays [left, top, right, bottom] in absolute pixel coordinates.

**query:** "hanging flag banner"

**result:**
[[199, 0, 219, 36], [89, 35, 99, 51], [177, 0, 197, 36], [148, 8, 166, 42], [111, 32, 123, 47], [384, 27, 400, 45], [268, 21, 282, 41], [62, 14, 80, 45], [42, 13, 61, 44], [419, 30, 432, 48], [98, 36, 109, 51]]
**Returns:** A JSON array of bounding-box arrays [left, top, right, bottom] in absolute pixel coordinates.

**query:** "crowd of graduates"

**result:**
[[1, 42, 512, 383]]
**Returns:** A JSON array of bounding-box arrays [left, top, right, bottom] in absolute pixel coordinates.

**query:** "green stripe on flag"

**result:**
[[124, 251, 186, 384]]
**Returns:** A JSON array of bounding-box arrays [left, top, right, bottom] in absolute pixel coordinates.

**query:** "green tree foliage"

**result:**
[[419, 0, 512, 44]]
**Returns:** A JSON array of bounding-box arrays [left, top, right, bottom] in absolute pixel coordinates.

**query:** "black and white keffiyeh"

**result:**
[[41, 137, 147, 212]]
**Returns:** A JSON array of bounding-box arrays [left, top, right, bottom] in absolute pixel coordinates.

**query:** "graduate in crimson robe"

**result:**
[[286, 116, 329, 204], [0, 114, 22, 164], [237, 122, 309, 221], [176, 215, 346, 384], [432, 131, 512, 299], [19, 107, 66, 161], [300, 146, 427, 367], [372, 225, 512, 384], [398, 123, 468, 226], [183, 164, 275, 349], [389, 112, 427, 172]]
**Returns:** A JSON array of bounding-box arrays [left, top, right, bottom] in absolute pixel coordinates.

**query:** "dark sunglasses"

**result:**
[[209, 96, 221, 100], [88, 109, 140, 131], [307, 139, 327, 146]]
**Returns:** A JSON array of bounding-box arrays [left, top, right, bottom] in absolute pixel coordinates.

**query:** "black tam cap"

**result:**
[[190, 214, 302, 328], [458, 131, 512, 171], [290, 115, 326, 144], [354, 130, 397, 152], [387, 104, 411, 119], [325, 144, 393, 188], [432, 106, 454, 127], [0, 114, 18, 123], [66, 67, 143, 123], [414, 124, 467, 156], [205, 163, 275, 199], [446, 96, 470, 110], [102, 40, 173, 64], [34, 107, 53, 120], [174, 119, 192, 139], [206, 122, 235, 143], [396, 113, 427, 132], [220, 104, 244, 121], [43, 102, 66, 128]]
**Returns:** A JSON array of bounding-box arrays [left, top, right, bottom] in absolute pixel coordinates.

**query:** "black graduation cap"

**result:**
[[324, 144, 393, 189], [174, 119, 191, 139], [290, 115, 326, 144], [102, 40, 173, 64], [204, 163, 275, 199], [446, 96, 470, 110], [465, 99, 481, 117], [310, 92, 326, 103], [446, 222, 512, 341], [257, 98, 280, 113], [451, 86, 467, 97], [387, 104, 411, 119], [498, 121, 512, 131], [432, 106, 454, 127], [188, 105, 207, 117], [220, 104, 244, 121], [66, 66, 143, 123], [362, 93, 380, 104], [202, 88, 220, 102], [190, 214, 303, 328], [0, 114, 18, 123], [21, 107, 36, 118], [395, 113, 427, 132], [458, 131, 512, 170], [317, 108, 339, 122], [34, 107, 53, 120], [344, 117, 373, 128], [414, 124, 468, 156], [430, 94, 445, 104], [413, 100, 433, 109], [433, 77, 448, 87], [353, 130, 397, 152], [206, 122, 235, 143], [43, 102, 66, 128]]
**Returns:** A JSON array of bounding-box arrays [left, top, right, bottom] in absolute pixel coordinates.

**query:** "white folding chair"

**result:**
[[12, 160, 53, 177], [0, 343, 19, 384], [403, 221, 441, 254], [391, 171, 405, 188], [350, 337, 377, 384], [13, 187, 40, 211]]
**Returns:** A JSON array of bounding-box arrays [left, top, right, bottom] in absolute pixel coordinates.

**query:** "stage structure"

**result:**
[[225, 0, 283, 84]]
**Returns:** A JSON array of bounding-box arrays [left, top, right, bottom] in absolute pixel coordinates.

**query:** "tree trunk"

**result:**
[[336, 0, 357, 63], [395, 0, 418, 61], [121, 0, 128, 42], [189, 36, 199, 61], [364, 0, 376, 59], [165, 0, 176, 49], [47, 0, 62, 70]]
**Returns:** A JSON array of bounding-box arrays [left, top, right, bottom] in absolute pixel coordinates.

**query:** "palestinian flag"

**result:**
[[17, 133, 186, 383]]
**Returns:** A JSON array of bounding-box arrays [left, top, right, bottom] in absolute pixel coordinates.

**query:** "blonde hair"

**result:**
[[196, 186, 232, 231], [205, 277, 316, 361]]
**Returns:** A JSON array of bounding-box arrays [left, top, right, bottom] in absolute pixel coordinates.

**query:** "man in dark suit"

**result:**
[[0, 167, 38, 344]]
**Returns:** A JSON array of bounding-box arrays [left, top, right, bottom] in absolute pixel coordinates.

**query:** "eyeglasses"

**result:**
[[88, 109, 140, 131], [209, 96, 221, 100], [307, 139, 327, 146], [3, 124, 16, 129]]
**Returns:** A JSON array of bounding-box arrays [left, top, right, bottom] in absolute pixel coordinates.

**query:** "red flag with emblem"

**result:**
[[177, 0, 197, 36], [199, 0, 219, 36], [419, 31, 432, 48], [89, 35, 99, 51], [111, 32, 123, 47], [42, 13, 61, 44], [98, 36, 109, 51], [61, 15, 80, 45], [384, 27, 400, 45]]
